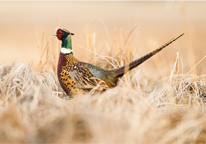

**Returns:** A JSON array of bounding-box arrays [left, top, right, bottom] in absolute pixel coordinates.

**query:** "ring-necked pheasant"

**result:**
[[54, 28, 184, 95]]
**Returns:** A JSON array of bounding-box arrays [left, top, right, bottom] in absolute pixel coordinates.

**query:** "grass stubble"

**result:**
[[0, 26, 206, 143]]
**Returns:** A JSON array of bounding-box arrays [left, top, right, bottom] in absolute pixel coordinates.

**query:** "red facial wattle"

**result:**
[[56, 29, 63, 40]]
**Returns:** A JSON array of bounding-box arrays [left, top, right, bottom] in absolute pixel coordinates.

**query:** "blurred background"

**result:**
[[0, 1, 206, 75]]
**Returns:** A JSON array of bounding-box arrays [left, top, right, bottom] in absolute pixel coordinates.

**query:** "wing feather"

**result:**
[[64, 63, 108, 91]]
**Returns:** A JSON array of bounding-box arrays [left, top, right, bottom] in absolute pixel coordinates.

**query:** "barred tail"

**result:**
[[114, 33, 184, 78]]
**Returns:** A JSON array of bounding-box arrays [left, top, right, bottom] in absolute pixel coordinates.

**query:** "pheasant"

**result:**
[[54, 28, 184, 95]]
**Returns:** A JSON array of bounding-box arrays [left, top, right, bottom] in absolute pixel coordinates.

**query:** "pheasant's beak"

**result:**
[[53, 33, 57, 36]]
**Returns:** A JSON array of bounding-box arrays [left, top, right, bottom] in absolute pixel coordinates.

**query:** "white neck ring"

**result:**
[[60, 48, 73, 54]]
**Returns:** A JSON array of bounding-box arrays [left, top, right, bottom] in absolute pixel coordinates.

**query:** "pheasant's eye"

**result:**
[[57, 32, 63, 40], [57, 32, 63, 35]]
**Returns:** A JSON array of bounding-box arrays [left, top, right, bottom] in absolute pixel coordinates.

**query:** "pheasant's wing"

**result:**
[[64, 62, 109, 91]]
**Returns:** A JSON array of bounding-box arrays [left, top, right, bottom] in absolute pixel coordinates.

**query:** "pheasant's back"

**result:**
[[83, 63, 118, 87]]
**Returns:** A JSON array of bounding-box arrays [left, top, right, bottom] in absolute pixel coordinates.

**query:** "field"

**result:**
[[1, 1, 206, 143]]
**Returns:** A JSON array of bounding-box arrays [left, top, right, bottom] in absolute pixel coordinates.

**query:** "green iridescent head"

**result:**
[[54, 28, 74, 49]]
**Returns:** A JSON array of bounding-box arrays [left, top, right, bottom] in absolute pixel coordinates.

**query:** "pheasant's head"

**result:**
[[54, 28, 74, 40], [54, 28, 74, 50]]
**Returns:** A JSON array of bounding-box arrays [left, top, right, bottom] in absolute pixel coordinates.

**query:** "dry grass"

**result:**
[[0, 26, 206, 143]]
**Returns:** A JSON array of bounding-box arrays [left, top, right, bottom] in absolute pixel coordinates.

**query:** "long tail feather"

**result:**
[[114, 33, 184, 78]]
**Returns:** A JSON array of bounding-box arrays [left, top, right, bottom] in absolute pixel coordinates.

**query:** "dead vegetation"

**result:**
[[0, 27, 206, 143]]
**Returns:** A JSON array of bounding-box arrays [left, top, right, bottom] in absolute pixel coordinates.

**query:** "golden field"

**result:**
[[1, 1, 206, 143]]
